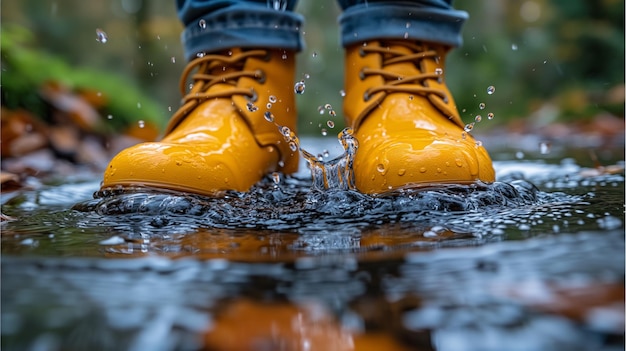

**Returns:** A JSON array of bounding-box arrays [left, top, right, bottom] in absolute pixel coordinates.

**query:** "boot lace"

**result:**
[[360, 41, 448, 103], [164, 50, 268, 134]]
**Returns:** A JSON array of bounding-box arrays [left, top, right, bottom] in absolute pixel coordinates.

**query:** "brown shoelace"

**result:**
[[164, 50, 267, 134], [360, 41, 449, 103]]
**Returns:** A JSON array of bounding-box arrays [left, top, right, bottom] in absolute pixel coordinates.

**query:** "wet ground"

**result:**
[[1, 135, 624, 351]]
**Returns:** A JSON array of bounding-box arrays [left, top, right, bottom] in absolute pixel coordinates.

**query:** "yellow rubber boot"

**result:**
[[343, 41, 495, 194], [101, 49, 298, 196]]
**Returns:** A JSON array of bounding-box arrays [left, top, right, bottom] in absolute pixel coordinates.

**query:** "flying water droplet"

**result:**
[[487, 85, 496, 95], [138, 120, 145, 128], [539, 141, 551, 154], [327, 120, 335, 128], [269, 95, 277, 103], [475, 115, 482, 122], [324, 103, 332, 110], [464, 123, 474, 133], [317, 106, 325, 115], [479, 102, 486, 110], [487, 112, 495, 120], [170, 56, 176, 63], [294, 80, 306, 94], [266, 103, 272, 109], [435, 68, 443, 75], [264, 111, 274, 122], [198, 19, 206, 29], [321, 129, 328, 136], [339, 89, 346, 97], [328, 110, 337, 117], [511, 44, 518, 51], [96, 28, 108, 43], [312, 52, 318, 58]]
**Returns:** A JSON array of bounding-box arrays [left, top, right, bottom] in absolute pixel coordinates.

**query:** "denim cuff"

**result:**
[[181, 7, 305, 61], [339, 4, 468, 48]]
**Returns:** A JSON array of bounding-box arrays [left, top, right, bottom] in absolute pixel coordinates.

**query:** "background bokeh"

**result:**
[[2, 0, 624, 136]]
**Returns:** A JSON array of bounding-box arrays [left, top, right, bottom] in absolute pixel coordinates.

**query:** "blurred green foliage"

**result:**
[[1, 0, 623, 135]]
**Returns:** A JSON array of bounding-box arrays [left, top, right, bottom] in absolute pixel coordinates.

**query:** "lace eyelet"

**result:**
[[248, 89, 258, 102], [363, 90, 371, 102], [255, 70, 266, 84], [359, 68, 367, 80]]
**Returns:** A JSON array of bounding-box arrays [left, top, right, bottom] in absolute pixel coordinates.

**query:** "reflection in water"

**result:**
[[1, 138, 624, 350]]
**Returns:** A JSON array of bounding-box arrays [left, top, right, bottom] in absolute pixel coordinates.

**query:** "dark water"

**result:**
[[1, 137, 624, 351]]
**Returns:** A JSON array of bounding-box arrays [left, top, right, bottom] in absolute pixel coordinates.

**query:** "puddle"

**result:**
[[1, 136, 624, 351]]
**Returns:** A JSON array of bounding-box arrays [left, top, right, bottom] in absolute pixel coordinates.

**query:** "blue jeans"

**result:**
[[177, 0, 468, 61]]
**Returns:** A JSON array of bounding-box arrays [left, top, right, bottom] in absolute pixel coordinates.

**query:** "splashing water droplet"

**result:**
[[107, 114, 113, 120], [294, 80, 306, 94], [376, 164, 385, 173], [280, 126, 291, 138], [321, 129, 328, 136], [464, 123, 474, 133], [137, 102, 142, 109], [487, 112, 495, 120], [327, 120, 335, 128], [475, 115, 482, 122], [479, 102, 486, 110], [475, 140, 483, 147], [264, 111, 274, 122], [324, 103, 332, 110], [170, 56, 176, 63], [196, 52, 205, 58], [289, 141, 298, 152], [487, 85, 496, 95], [272, 172, 281, 184], [435, 68, 443, 75], [247, 102, 258, 112], [281, 53, 288, 60], [266, 103, 272, 109], [511, 44, 518, 51], [303, 73, 310, 79], [317, 106, 325, 115], [96, 28, 108, 43], [198, 19, 206, 29], [339, 89, 346, 97], [269, 95, 277, 103], [323, 149, 329, 158], [312, 52, 318, 58], [328, 110, 337, 117], [539, 141, 551, 154], [138, 120, 145, 128], [516, 151, 525, 159]]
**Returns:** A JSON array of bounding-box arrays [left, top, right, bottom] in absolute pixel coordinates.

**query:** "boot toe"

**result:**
[[354, 134, 495, 194], [102, 141, 275, 195]]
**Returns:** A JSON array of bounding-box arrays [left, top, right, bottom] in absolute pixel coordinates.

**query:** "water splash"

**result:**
[[95, 28, 108, 43], [300, 128, 358, 191]]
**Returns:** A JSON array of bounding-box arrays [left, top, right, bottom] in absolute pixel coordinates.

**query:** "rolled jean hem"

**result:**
[[182, 8, 304, 61], [339, 4, 468, 48]]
